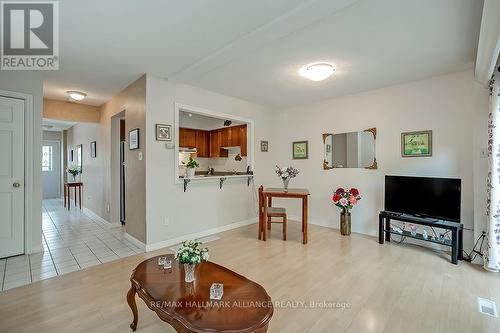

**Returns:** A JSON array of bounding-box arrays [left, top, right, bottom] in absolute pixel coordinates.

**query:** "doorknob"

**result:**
[[13, 182, 21, 188]]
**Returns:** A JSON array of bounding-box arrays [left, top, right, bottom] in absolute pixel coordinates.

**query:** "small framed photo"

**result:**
[[293, 140, 308, 159], [401, 130, 432, 157], [156, 124, 172, 142], [129, 128, 140, 150], [260, 140, 269, 152], [90, 141, 97, 158]]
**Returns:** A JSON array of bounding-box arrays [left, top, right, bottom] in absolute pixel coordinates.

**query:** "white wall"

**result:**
[[0, 72, 43, 253], [271, 70, 489, 251], [66, 123, 104, 218], [145, 76, 277, 247]]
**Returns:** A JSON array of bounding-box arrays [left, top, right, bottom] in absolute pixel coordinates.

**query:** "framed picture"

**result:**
[[90, 141, 97, 158], [260, 140, 269, 152], [156, 124, 172, 141], [293, 141, 308, 159], [401, 130, 432, 157], [76, 144, 83, 173], [129, 128, 140, 150]]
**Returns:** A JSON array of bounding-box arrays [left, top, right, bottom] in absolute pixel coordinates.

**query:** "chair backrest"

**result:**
[[258, 185, 264, 214]]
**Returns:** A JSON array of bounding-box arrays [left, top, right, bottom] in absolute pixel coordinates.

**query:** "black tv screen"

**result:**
[[385, 175, 461, 222]]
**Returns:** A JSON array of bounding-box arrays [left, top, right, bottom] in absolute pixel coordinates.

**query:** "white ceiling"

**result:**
[[179, 110, 245, 131], [42, 118, 76, 131], [43, 0, 484, 108]]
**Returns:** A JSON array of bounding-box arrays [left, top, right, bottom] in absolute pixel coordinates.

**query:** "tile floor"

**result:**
[[0, 198, 144, 291]]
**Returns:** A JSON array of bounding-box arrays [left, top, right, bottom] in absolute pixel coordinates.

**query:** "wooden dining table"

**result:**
[[260, 188, 310, 244]]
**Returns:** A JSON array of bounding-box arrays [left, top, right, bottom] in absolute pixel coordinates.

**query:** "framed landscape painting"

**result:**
[[401, 130, 432, 157], [293, 141, 308, 159]]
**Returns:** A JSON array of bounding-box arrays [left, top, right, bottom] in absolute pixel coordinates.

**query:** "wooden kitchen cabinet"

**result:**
[[179, 128, 196, 148], [209, 130, 228, 158], [181, 125, 246, 158], [196, 130, 209, 157], [239, 125, 247, 156]]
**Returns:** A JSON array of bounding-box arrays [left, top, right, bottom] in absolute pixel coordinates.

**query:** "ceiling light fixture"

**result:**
[[67, 91, 87, 101], [299, 63, 335, 81]]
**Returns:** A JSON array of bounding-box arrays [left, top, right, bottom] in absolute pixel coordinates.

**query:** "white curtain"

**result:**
[[485, 79, 500, 272]]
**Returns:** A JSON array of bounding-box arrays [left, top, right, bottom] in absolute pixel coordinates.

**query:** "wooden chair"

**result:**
[[258, 185, 287, 240]]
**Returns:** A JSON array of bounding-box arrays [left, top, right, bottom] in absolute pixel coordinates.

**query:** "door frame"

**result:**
[[42, 139, 61, 199], [0, 89, 34, 255]]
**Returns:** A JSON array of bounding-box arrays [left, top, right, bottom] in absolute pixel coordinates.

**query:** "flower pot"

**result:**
[[184, 263, 196, 283], [186, 168, 195, 178], [340, 210, 351, 236], [283, 178, 290, 190]]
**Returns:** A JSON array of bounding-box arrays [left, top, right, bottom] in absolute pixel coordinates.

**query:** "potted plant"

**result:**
[[332, 188, 361, 236], [275, 165, 299, 190], [174, 240, 209, 283], [183, 157, 199, 178], [67, 165, 81, 182]]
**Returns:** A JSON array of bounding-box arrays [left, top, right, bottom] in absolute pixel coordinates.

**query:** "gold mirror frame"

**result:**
[[322, 128, 377, 170], [322, 133, 334, 170]]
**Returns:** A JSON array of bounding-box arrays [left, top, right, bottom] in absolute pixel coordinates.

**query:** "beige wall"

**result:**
[[100, 75, 147, 243], [43, 99, 100, 123]]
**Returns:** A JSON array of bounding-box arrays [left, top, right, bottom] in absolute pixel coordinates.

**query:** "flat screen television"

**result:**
[[385, 175, 461, 222]]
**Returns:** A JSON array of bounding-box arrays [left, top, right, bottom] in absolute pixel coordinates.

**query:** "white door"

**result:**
[[0, 96, 25, 258], [42, 141, 61, 198]]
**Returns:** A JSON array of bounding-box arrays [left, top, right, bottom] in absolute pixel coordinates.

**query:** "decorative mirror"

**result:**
[[323, 128, 377, 169]]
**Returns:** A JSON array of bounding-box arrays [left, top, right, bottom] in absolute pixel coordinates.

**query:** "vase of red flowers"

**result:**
[[332, 187, 361, 236]]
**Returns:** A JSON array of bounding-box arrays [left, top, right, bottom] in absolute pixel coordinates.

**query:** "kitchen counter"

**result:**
[[178, 170, 254, 191], [179, 170, 252, 179]]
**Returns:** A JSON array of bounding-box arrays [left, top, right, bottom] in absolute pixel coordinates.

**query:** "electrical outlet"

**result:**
[[138, 152, 143, 160], [480, 148, 488, 158]]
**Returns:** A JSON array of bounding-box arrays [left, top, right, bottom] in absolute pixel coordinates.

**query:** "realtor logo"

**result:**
[[1, 1, 59, 70]]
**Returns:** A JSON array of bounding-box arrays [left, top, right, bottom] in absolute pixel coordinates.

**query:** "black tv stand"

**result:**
[[378, 211, 463, 264]]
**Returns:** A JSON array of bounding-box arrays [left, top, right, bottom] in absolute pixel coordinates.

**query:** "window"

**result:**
[[42, 146, 53, 171]]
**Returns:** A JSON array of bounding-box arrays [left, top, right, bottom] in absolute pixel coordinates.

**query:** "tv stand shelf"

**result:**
[[378, 211, 463, 264], [383, 229, 452, 247]]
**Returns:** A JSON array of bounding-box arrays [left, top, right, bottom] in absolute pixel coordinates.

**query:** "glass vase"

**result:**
[[340, 210, 351, 236], [184, 263, 196, 283], [283, 178, 290, 190]]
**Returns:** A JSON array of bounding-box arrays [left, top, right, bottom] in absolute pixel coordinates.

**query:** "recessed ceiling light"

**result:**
[[299, 63, 335, 81], [67, 91, 87, 101], [188, 113, 193, 117]]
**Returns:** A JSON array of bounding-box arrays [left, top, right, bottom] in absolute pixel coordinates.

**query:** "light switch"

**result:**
[[138, 152, 143, 160]]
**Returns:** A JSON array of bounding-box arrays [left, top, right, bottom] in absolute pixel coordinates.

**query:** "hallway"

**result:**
[[0, 199, 144, 291]]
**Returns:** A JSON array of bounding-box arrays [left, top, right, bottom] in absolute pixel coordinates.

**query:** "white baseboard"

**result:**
[[81, 206, 121, 229], [124, 232, 146, 251], [145, 218, 257, 252]]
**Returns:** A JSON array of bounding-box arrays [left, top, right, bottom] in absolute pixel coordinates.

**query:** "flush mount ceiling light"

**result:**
[[299, 63, 335, 81], [67, 91, 87, 101]]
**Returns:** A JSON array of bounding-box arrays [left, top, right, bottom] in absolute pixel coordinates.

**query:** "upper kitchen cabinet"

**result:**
[[179, 127, 197, 148], [209, 129, 228, 158], [196, 130, 210, 157], [239, 125, 247, 156], [219, 125, 247, 156]]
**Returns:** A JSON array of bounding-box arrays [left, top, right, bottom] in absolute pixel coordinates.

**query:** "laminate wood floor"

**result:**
[[0, 221, 498, 333]]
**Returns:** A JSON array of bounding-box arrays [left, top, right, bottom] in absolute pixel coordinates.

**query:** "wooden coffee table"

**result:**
[[127, 254, 273, 332]]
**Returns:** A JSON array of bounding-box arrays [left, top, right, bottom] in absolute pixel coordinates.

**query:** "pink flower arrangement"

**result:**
[[332, 187, 361, 212]]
